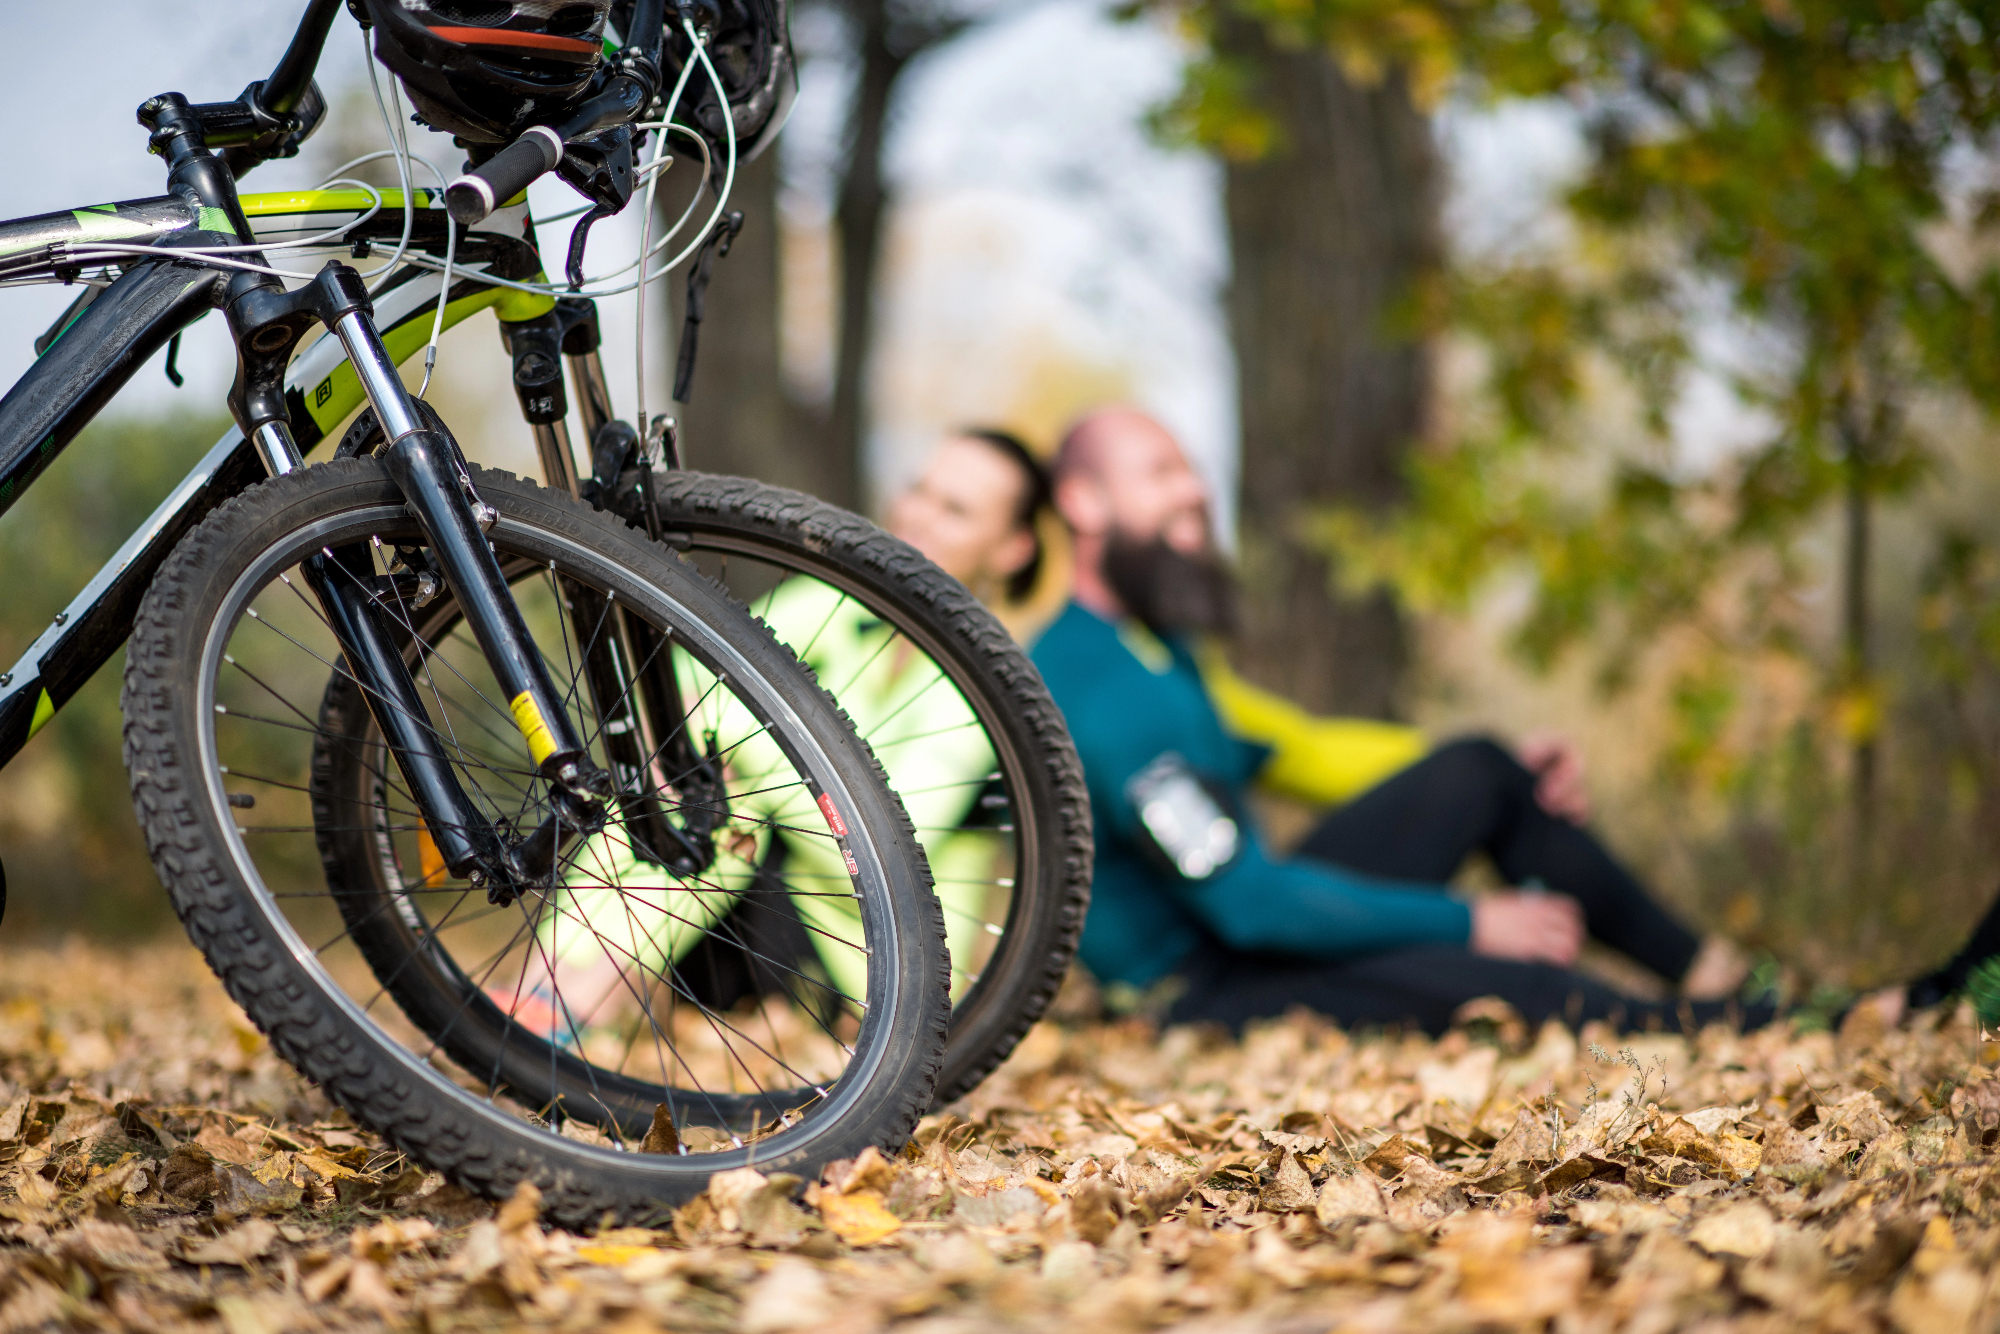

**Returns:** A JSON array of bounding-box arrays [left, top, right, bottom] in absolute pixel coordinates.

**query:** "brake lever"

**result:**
[[556, 125, 638, 290]]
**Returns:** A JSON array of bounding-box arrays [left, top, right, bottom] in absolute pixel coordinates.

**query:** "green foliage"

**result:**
[[0, 409, 232, 938], [1146, 0, 2000, 975], [1153, 0, 2000, 697], [1969, 956, 2000, 1030]]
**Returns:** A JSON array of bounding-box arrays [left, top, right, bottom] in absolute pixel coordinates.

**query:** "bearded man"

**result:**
[[1029, 408, 1764, 1033]]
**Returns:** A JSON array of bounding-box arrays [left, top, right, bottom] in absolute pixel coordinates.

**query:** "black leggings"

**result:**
[[1168, 738, 1771, 1035]]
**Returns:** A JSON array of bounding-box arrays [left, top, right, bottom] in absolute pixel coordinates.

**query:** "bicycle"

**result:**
[[0, 0, 1088, 1222]]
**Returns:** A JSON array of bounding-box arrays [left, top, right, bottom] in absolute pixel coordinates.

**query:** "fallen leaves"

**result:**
[[0, 939, 1995, 1331]]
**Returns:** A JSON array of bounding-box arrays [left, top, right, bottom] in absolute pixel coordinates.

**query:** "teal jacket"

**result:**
[[1030, 601, 1473, 990]]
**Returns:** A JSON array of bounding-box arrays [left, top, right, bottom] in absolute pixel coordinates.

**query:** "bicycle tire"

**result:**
[[122, 459, 949, 1225], [645, 473, 1091, 1106], [316, 420, 1093, 1108]]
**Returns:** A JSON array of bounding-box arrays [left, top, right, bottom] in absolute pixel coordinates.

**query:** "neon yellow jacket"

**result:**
[[1196, 645, 1427, 806]]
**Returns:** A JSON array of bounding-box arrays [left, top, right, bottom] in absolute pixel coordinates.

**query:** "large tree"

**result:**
[[664, 146, 839, 494], [1301, 0, 2000, 925], [665, 0, 971, 509], [1214, 14, 1439, 718], [824, 0, 969, 511]]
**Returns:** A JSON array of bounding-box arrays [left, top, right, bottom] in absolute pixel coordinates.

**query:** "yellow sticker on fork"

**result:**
[[509, 691, 559, 767]]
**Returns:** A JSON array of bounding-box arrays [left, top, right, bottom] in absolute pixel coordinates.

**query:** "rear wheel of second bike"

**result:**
[[123, 459, 949, 1226], [642, 472, 1093, 1107]]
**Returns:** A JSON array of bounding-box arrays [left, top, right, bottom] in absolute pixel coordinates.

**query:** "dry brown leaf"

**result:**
[[1389, 1155, 1470, 1223], [1689, 1200, 1779, 1259], [819, 1188, 901, 1245], [951, 1185, 1043, 1228], [62, 1219, 169, 1274], [1258, 1150, 1315, 1212], [294, 1148, 361, 1182], [1448, 1215, 1592, 1322], [212, 1293, 312, 1334], [1316, 1170, 1387, 1225], [638, 1103, 680, 1155], [1359, 1133, 1419, 1179], [179, 1218, 279, 1266], [1537, 1153, 1622, 1194], [0, 1093, 30, 1142], [212, 1162, 303, 1222], [1680, 1104, 1754, 1137], [1758, 1121, 1828, 1185], [1716, 1132, 1762, 1178], [1068, 1177, 1125, 1244], [1820, 1091, 1896, 1145], [157, 1141, 218, 1210], [301, 1255, 355, 1302], [709, 1167, 810, 1247], [341, 1256, 400, 1314], [194, 1120, 260, 1166], [1888, 1222, 1984, 1334], [1469, 1162, 1542, 1196], [1483, 1106, 1556, 1173], [824, 1144, 899, 1196], [1416, 1046, 1499, 1111], [497, 1179, 543, 1232], [1640, 1116, 1728, 1171], [350, 1216, 436, 1261], [739, 1258, 838, 1333]]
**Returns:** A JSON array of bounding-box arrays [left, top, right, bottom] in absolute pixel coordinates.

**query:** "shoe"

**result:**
[[485, 984, 574, 1045], [1905, 881, 2000, 1022]]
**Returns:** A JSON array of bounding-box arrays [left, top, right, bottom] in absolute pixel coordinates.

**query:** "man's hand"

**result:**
[[1519, 733, 1590, 824], [1470, 892, 1584, 966]]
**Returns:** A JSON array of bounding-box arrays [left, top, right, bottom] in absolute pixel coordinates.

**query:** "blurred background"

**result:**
[[3, 0, 1999, 992]]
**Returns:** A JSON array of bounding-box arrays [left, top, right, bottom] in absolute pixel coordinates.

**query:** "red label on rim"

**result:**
[[817, 793, 849, 838]]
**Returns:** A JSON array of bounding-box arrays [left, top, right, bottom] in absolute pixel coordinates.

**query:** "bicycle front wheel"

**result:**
[[122, 459, 949, 1226]]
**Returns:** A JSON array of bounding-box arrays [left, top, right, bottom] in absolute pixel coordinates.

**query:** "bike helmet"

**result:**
[[611, 0, 796, 162], [361, 0, 616, 145]]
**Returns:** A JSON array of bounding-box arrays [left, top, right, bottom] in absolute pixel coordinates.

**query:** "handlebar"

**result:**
[[444, 0, 674, 226], [265, 0, 346, 116], [446, 128, 566, 225]]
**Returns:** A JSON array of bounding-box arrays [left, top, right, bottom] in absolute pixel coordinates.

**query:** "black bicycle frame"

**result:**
[[0, 5, 625, 900]]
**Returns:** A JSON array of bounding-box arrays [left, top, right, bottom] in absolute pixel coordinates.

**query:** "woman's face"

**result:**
[[886, 436, 1037, 593]]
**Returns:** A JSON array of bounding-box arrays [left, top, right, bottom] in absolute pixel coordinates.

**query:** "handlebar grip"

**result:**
[[445, 127, 565, 226]]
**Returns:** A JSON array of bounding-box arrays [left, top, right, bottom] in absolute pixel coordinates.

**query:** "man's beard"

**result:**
[[1102, 533, 1237, 640]]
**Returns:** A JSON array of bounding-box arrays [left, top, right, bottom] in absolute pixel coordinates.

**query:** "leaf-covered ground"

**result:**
[[0, 939, 1997, 1333]]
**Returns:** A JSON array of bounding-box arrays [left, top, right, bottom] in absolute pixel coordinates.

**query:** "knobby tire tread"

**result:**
[[122, 460, 949, 1226], [643, 472, 1092, 1107]]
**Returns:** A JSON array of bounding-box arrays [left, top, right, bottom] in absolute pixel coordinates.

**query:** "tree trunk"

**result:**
[[1221, 21, 1440, 719], [825, 0, 908, 514], [665, 146, 827, 493], [1838, 393, 1877, 883]]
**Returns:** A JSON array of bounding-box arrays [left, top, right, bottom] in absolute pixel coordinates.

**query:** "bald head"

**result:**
[[1051, 409, 1211, 555]]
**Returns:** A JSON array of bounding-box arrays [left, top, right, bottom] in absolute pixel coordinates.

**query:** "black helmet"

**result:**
[[361, 0, 616, 145], [612, 0, 796, 162]]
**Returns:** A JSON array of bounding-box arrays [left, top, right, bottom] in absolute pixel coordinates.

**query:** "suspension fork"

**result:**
[[136, 92, 604, 899], [231, 263, 611, 897]]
